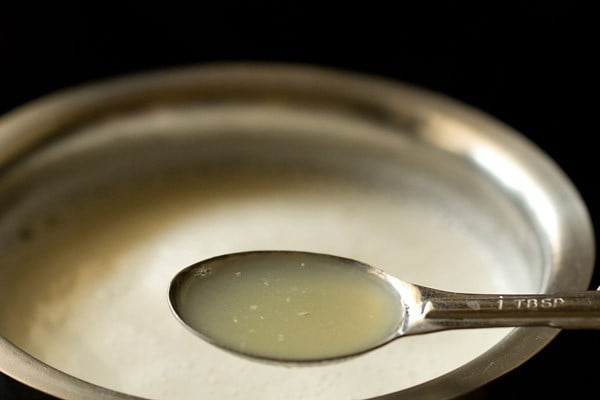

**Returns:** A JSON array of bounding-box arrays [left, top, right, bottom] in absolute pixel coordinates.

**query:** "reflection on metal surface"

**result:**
[[472, 147, 560, 247]]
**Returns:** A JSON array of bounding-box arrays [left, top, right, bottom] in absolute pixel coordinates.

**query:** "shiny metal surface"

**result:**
[[397, 282, 600, 333], [0, 64, 595, 399]]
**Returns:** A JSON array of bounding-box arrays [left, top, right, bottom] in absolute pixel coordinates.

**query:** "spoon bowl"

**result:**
[[169, 251, 600, 363], [169, 251, 403, 363]]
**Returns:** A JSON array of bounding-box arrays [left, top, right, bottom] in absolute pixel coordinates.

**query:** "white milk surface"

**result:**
[[0, 168, 516, 399]]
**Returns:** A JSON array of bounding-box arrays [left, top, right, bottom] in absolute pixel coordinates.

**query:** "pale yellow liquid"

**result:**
[[175, 253, 402, 360]]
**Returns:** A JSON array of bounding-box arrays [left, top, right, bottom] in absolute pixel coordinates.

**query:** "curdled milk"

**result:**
[[0, 168, 517, 400]]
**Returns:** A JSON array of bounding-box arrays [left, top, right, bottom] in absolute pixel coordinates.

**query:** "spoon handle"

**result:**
[[414, 289, 600, 332]]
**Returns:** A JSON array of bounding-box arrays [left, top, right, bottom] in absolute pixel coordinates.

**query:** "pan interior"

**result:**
[[0, 104, 542, 399]]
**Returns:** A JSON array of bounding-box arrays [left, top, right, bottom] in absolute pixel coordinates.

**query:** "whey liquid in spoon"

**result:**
[[171, 251, 403, 361]]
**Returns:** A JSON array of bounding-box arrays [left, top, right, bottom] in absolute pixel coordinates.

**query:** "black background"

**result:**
[[0, 2, 598, 399]]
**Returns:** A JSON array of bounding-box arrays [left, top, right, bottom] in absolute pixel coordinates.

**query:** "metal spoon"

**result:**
[[168, 251, 600, 363]]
